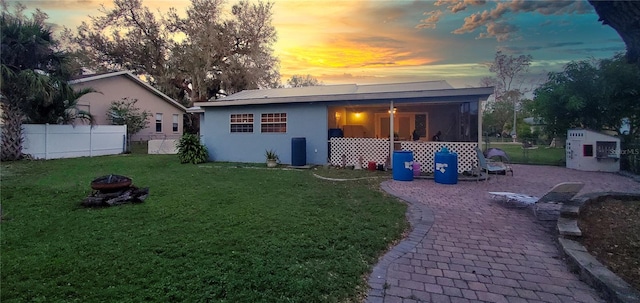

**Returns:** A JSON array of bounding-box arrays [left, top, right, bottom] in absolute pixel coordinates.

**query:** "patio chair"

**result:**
[[475, 147, 511, 182], [488, 182, 585, 207]]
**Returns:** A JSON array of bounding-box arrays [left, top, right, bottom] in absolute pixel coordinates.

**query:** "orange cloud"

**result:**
[[284, 37, 437, 69], [273, 1, 444, 83]]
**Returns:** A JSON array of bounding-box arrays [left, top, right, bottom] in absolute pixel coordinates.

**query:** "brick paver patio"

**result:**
[[366, 164, 640, 303]]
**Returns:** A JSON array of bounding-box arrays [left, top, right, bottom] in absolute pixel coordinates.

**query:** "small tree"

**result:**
[[177, 133, 208, 164], [106, 98, 151, 152], [485, 51, 533, 140]]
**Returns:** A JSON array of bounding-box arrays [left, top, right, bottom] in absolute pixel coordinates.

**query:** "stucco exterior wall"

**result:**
[[201, 103, 328, 165], [72, 75, 184, 142]]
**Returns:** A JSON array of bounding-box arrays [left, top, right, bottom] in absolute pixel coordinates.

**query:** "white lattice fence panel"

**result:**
[[330, 138, 389, 166], [400, 142, 478, 173]]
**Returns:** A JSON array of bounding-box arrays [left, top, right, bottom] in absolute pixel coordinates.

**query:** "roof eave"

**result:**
[[195, 87, 494, 107], [69, 71, 188, 113], [187, 106, 205, 113], [68, 71, 131, 84]]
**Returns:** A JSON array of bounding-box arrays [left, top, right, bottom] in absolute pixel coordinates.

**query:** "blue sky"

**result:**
[[8, 0, 626, 88]]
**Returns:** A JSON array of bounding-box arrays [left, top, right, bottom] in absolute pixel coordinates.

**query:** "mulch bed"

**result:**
[[577, 198, 640, 291]]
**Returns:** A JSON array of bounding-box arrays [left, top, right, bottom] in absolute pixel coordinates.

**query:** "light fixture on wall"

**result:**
[[387, 108, 397, 114], [354, 112, 362, 119], [334, 112, 341, 127]]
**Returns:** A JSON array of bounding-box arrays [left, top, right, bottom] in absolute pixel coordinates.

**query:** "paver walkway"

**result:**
[[366, 164, 640, 303]]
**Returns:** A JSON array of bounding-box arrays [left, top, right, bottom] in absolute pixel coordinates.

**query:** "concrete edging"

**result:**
[[557, 192, 640, 303]]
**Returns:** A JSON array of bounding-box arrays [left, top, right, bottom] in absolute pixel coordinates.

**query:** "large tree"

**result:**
[[532, 53, 640, 138], [67, 0, 280, 105], [589, 1, 640, 66]]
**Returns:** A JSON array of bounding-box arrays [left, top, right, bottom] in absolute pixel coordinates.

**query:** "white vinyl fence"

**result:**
[[22, 124, 127, 159]]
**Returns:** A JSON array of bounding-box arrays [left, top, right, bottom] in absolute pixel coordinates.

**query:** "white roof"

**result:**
[[568, 128, 620, 139], [195, 80, 491, 107], [69, 71, 187, 112]]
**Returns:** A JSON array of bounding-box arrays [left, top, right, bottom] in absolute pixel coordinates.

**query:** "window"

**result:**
[[230, 114, 254, 133], [261, 113, 287, 133], [596, 141, 617, 158], [172, 114, 179, 132], [155, 113, 163, 132], [583, 144, 593, 157]]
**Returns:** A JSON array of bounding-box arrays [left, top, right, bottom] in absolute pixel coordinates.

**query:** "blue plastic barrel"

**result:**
[[392, 150, 414, 181], [291, 137, 306, 166], [434, 147, 458, 184], [328, 128, 343, 138]]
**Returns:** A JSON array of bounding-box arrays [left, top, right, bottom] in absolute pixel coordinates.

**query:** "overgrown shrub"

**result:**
[[177, 134, 208, 164]]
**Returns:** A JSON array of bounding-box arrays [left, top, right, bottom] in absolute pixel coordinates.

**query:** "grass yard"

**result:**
[[1, 155, 408, 302], [483, 142, 566, 166]]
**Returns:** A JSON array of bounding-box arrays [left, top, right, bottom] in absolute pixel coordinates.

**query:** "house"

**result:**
[[70, 71, 187, 142], [192, 81, 494, 173], [566, 129, 620, 172]]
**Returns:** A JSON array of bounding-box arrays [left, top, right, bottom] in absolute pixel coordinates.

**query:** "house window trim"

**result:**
[[172, 114, 179, 133], [230, 113, 254, 133], [155, 113, 163, 133], [261, 113, 287, 133]]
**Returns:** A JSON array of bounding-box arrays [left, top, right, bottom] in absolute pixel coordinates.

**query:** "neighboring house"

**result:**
[[192, 81, 494, 172], [70, 71, 187, 142]]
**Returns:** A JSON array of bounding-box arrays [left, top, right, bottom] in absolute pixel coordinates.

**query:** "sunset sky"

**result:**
[[9, 0, 626, 88]]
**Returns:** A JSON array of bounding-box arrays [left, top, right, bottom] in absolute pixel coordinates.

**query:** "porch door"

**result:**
[[377, 114, 425, 139], [566, 140, 580, 169]]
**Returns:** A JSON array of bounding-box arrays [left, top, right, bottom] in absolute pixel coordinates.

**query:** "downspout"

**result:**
[[389, 100, 394, 169]]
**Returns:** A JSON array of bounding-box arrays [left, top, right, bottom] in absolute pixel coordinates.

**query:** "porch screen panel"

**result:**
[[380, 117, 390, 138], [458, 102, 478, 142], [261, 113, 287, 133], [230, 114, 254, 133], [415, 114, 427, 137]]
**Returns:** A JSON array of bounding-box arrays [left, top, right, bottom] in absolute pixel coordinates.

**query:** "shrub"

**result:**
[[177, 134, 208, 164]]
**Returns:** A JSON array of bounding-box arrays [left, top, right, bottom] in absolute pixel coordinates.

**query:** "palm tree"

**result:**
[[1, 11, 72, 160], [24, 85, 97, 126]]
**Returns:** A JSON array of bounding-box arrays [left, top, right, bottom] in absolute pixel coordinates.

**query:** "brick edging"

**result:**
[[365, 181, 435, 302]]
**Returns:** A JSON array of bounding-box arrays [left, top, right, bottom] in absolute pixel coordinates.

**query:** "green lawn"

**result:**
[[1, 155, 407, 302], [483, 142, 566, 166]]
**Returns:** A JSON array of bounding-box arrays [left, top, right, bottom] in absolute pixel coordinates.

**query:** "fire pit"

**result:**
[[82, 175, 149, 207], [90, 175, 132, 191]]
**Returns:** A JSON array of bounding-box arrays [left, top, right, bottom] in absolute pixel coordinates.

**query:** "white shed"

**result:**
[[566, 129, 620, 172]]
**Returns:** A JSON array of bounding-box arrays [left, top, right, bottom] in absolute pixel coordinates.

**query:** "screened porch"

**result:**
[[327, 102, 480, 173]]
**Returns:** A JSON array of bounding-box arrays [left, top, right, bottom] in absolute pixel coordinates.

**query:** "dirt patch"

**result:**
[[578, 197, 640, 291]]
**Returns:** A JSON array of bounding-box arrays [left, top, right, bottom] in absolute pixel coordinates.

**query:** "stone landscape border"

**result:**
[[557, 192, 640, 303]]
